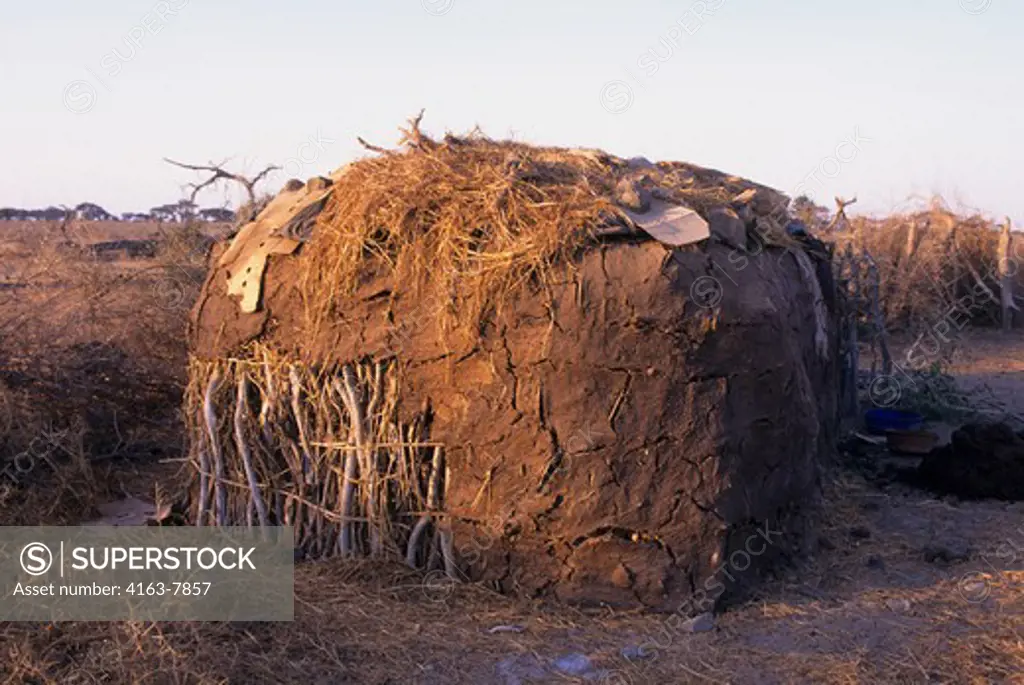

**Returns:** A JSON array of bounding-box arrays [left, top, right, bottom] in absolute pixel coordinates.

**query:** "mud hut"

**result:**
[[184, 119, 840, 611]]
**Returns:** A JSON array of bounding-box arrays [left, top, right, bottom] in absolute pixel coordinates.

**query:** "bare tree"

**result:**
[[163, 158, 280, 207]]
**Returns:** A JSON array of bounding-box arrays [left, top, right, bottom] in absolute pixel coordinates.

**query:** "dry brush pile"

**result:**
[[826, 201, 1020, 333]]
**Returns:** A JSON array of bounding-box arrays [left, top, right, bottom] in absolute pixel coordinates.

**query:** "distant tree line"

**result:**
[[0, 200, 235, 223]]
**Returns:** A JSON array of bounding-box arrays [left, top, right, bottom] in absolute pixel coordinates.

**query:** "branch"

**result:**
[[163, 157, 280, 206], [356, 137, 394, 155], [250, 165, 279, 189], [356, 109, 431, 156], [398, 108, 431, 150], [826, 196, 858, 232]]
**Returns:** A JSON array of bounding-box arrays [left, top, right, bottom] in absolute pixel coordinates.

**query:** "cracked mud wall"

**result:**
[[190, 237, 839, 611]]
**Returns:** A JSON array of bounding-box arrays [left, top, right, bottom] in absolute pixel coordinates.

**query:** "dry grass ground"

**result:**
[[1, 220, 1022, 684], [1, 474, 1021, 684]]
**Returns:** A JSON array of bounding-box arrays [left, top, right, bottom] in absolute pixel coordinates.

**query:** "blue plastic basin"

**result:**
[[864, 408, 924, 434]]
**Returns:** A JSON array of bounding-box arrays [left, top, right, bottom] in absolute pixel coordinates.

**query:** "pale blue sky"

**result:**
[[2, 0, 1020, 222]]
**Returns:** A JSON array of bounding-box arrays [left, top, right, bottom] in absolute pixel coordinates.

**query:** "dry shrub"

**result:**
[[888, 361, 1017, 425], [0, 219, 211, 523], [829, 199, 1019, 332], [155, 220, 216, 275]]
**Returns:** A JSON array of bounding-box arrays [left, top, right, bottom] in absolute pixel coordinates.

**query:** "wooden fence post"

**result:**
[[865, 250, 892, 376], [904, 217, 920, 266], [999, 217, 1014, 331], [847, 244, 860, 416]]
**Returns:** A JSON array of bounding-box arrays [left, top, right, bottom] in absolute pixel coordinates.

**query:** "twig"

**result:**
[[356, 138, 394, 156]]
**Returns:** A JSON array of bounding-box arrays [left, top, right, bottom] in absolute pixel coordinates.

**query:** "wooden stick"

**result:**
[[865, 253, 892, 375], [310, 441, 445, 449], [202, 368, 225, 527], [943, 215, 961, 304], [365, 361, 385, 555], [195, 410, 211, 526], [259, 354, 276, 446], [999, 218, 1015, 331], [904, 218, 919, 262], [426, 533, 440, 571], [847, 245, 860, 416], [337, 366, 363, 556], [440, 525, 458, 581], [440, 464, 459, 581], [406, 445, 443, 568], [235, 374, 270, 528], [288, 367, 314, 484]]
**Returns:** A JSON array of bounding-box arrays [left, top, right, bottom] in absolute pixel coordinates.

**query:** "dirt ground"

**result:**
[[946, 332, 1024, 421], [1, 222, 1023, 684], [4, 461, 1022, 684]]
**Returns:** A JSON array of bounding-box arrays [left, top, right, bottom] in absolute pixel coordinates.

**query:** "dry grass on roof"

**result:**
[[297, 114, 787, 344], [298, 118, 618, 342]]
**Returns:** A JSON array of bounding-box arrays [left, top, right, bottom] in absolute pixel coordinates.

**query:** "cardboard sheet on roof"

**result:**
[[624, 199, 710, 247], [218, 178, 335, 313]]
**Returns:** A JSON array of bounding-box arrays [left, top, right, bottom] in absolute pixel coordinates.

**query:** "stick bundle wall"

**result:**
[[184, 348, 453, 573]]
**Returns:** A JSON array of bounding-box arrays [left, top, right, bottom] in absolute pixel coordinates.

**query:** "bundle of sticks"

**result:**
[[183, 347, 456, 577]]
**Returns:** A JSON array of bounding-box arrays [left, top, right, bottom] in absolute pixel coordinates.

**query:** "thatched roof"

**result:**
[[217, 116, 807, 341]]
